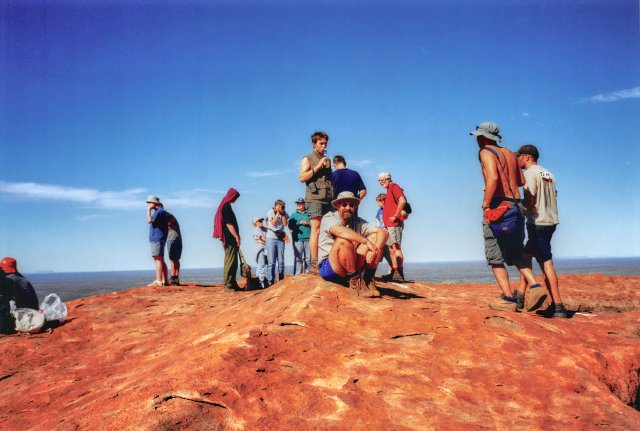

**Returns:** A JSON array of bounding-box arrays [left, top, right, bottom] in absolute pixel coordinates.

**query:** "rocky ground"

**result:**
[[1, 273, 639, 430]]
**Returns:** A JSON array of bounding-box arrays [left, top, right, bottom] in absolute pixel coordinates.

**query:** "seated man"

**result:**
[[1, 257, 39, 310], [317, 191, 389, 296]]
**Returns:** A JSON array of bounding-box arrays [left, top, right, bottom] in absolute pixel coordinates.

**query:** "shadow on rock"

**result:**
[[377, 286, 424, 300]]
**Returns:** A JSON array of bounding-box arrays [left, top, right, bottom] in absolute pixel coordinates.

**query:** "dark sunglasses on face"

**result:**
[[339, 202, 356, 208]]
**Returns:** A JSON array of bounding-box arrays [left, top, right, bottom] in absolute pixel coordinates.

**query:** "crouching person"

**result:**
[[317, 191, 389, 297]]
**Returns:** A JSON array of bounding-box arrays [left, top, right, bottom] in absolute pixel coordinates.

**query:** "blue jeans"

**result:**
[[293, 240, 310, 275], [266, 238, 285, 284], [255, 248, 268, 282]]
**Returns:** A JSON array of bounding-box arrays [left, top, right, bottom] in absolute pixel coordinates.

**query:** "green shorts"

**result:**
[[305, 201, 332, 219]]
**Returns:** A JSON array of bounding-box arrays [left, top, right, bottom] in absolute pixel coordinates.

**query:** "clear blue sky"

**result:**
[[1, 0, 638, 273]]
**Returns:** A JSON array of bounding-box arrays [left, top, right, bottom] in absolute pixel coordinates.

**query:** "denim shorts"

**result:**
[[319, 258, 346, 284], [167, 238, 182, 260], [524, 224, 556, 263], [150, 241, 166, 257]]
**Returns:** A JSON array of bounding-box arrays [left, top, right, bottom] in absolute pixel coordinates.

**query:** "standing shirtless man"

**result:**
[[299, 131, 334, 273], [471, 122, 549, 312]]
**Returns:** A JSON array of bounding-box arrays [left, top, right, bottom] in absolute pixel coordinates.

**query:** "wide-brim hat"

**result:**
[[146, 195, 161, 204], [331, 191, 360, 207], [252, 217, 264, 226], [470, 121, 502, 142]]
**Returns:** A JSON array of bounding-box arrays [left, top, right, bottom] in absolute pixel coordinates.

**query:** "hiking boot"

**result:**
[[380, 272, 394, 282], [147, 280, 163, 287], [362, 269, 380, 298], [349, 275, 365, 294], [392, 270, 404, 283], [488, 294, 517, 312], [526, 284, 548, 312], [552, 303, 568, 318], [514, 290, 525, 311], [171, 277, 180, 286]]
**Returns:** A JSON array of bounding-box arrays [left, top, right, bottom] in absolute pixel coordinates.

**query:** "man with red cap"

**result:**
[[1, 257, 39, 310]]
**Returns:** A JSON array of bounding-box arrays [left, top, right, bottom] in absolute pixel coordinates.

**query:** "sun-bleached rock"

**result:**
[[1, 273, 639, 430]]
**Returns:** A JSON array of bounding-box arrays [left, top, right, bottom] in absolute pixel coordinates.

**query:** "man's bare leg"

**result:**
[[154, 256, 168, 285], [327, 238, 357, 277], [309, 217, 322, 271], [491, 264, 513, 297], [541, 259, 562, 304]]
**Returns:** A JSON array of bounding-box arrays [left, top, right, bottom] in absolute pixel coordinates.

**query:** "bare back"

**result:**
[[480, 145, 524, 200]]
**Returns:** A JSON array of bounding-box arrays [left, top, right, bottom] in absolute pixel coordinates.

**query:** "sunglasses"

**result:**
[[339, 202, 357, 208]]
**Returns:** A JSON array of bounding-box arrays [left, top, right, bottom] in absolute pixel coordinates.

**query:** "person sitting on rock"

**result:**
[[317, 191, 388, 296], [0, 257, 39, 310]]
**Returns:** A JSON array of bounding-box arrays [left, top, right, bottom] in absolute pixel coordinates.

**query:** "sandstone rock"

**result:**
[[1, 273, 639, 430]]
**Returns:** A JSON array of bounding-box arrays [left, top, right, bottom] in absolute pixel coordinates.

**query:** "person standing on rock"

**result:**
[[299, 131, 334, 274], [252, 217, 269, 289], [332, 155, 367, 200], [162, 207, 182, 286], [288, 198, 311, 275], [515, 144, 567, 318], [317, 191, 388, 297], [470, 122, 548, 312], [377, 171, 407, 282], [213, 188, 242, 291], [146, 195, 169, 287], [265, 200, 289, 285]]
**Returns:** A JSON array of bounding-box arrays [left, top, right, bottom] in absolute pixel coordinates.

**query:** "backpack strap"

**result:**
[[479, 146, 518, 202]]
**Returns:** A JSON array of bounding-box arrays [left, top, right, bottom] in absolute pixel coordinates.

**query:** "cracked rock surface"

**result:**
[[1, 273, 639, 430]]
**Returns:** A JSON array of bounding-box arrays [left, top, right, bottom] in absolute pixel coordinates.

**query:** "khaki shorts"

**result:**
[[306, 201, 332, 219], [483, 220, 525, 266], [386, 226, 403, 246]]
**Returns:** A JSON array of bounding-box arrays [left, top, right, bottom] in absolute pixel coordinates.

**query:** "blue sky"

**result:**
[[1, 0, 638, 273]]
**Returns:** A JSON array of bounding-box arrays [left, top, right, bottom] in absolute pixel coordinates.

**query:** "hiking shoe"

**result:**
[[147, 280, 163, 287], [514, 290, 525, 311], [488, 295, 517, 312], [526, 284, 548, 312], [552, 303, 568, 318], [170, 277, 180, 286]]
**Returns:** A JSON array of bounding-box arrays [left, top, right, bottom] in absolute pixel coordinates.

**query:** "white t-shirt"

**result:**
[[523, 164, 559, 226], [317, 211, 375, 263]]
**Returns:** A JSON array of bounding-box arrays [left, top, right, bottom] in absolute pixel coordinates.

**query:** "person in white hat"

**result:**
[[317, 191, 388, 296], [146, 195, 169, 287], [252, 217, 268, 288], [471, 122, 549, 312]]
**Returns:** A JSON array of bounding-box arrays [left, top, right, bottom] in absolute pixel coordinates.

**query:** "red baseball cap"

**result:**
[[0, 257, 17, 273]]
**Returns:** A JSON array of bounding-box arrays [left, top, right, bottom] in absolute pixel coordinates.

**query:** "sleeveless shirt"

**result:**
[[305, 151, 334, 203]]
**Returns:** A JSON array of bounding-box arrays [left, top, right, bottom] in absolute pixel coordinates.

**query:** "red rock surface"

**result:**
[[1, 273, 639, 430]]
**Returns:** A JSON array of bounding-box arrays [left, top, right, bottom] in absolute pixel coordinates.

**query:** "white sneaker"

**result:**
[[147, 280, 163, 287]]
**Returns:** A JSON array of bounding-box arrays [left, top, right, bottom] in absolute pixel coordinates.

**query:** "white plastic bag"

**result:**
[[40, 293, 67, 323], [12, 308, 45, 333]]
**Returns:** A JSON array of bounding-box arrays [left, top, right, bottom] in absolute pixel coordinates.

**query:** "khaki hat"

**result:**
[[331, 191, 360, 207], [252, 217, 264, 226], [146, 195, 161, 204], [470, 122, 502, 142]]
